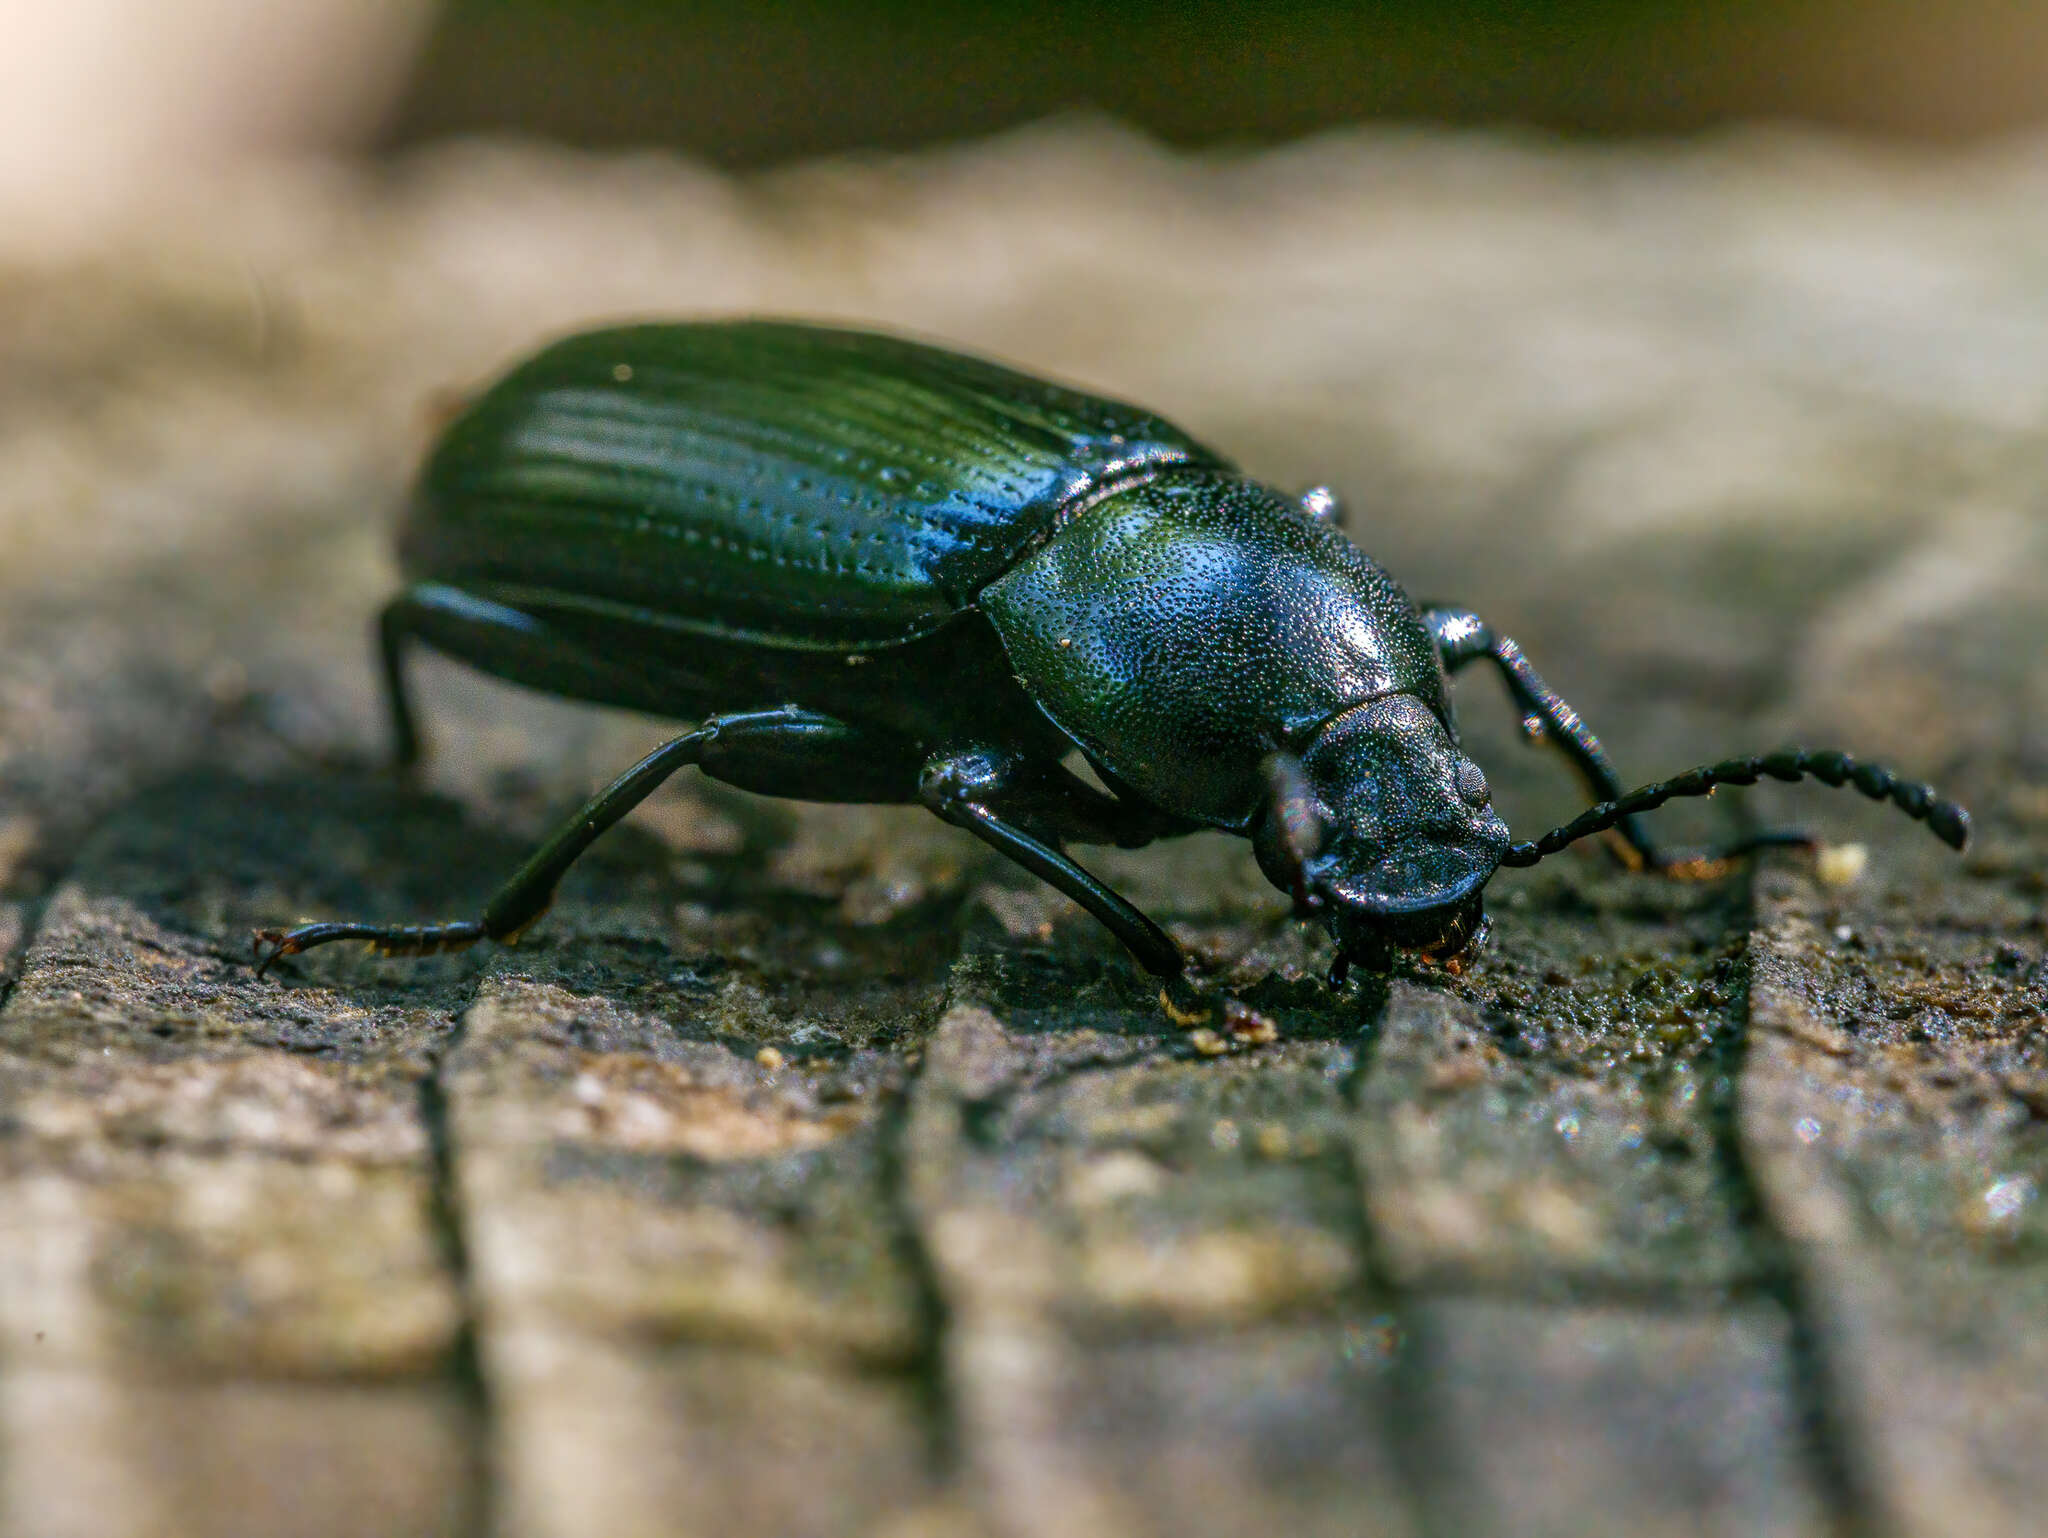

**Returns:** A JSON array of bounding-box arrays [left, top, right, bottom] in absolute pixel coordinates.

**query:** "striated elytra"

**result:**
[[255, 320, 1970, 996]]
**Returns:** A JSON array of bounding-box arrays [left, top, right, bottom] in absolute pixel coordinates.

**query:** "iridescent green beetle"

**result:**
[[257, 321, 1969, 992]]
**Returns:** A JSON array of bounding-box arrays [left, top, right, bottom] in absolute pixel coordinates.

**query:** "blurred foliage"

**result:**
[[386, 0, 2048, 161]]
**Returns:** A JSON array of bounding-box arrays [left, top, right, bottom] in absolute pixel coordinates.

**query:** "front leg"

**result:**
[[918, 747, 1186, 980], [1423, 607, 1666, 871], [970, 752, 1199, 851]]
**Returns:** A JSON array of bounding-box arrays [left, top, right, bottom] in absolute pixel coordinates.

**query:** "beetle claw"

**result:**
[[251, 928, 300, 981], [1158, 976, 1215, 1029]]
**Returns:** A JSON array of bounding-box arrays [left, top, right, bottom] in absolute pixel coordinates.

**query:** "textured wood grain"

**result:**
[[903, 928, 1414, 1538], [0, 794, 477, 1537], [1741, 858, 2048, 1538], [448, 969, 944, 1538], [1399, 1299, 1828, 1538]]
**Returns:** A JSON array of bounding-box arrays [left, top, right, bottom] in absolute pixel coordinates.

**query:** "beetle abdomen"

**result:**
[[402, 321, 1226, 651]]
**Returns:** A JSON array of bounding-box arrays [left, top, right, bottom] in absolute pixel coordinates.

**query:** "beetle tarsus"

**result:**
[[1159, 976, 1214, 1028], [252, 929, 298, 980], [253, 918, 489, 977]]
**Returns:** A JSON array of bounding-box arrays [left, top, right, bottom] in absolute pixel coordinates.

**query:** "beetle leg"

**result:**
[[998, 761, 1194, 850], [1424, 607, 1827, 877], [1422, 606, 1669, 868], [919, 749, 1185, 979], [377, 595, 426, 769], [256, 708, 860, 976], [377, 582, 638, 773], [377, 583, 562, 771]]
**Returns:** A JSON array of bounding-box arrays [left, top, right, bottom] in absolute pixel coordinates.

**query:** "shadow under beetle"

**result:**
[[255, 321, 1970, 997]]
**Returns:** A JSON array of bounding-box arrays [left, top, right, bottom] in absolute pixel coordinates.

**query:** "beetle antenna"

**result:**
[[1497, 749, 1970, 868]]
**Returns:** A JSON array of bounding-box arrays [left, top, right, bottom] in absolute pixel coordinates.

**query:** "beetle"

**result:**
[[254, 320, 1970, 999]]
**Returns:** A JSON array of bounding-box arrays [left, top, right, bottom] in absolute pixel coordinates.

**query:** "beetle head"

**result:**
[[1255, 694, 1508, 974]]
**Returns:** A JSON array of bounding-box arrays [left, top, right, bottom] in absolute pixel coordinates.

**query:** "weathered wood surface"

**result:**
[[0, 124, 2042, 1537]]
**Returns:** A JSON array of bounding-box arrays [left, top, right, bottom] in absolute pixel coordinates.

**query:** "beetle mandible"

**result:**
[[254, 321, 1969, 996]]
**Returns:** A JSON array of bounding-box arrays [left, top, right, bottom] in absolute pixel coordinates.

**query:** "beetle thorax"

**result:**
[[980, 471, 1448, 828]]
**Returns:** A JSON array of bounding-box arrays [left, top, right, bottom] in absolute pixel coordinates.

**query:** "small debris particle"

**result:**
[[203, 657, 249, 707], [1816, 842, 1868, 887], [1960, 1174, 2037, 1237], [754, 1046, 785, 1071], [1222, 997, 1279, 1044], [612, 363, 634, 382], [1067, 1150, 1166, 1207], [1209, 1116, 1240, 1148], [1253, 1123, 1291, 1159], [1985, 1175, 2035, 1220], [1511, 1182, 1600, 1255], [1340, 1314, 1402, 1366], [1191, 1028, 1229, 1056], [1833, 924, 1856, 945], [1425, 1053, 1488, 1092]]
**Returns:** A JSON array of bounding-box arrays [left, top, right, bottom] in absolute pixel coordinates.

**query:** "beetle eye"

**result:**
[[1456, 761, 1491, 809]]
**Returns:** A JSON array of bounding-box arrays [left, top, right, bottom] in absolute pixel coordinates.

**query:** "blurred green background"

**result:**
[[387, 0, 2048, 161]]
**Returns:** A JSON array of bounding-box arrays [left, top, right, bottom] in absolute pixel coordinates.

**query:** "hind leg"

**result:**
[[376, 583, 572, 769], [377, 594, 425, 768], [256, 707, 869, 974]]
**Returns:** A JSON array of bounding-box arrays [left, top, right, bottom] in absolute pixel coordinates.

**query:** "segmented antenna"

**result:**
[[1497, 749, 1970, 869]]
